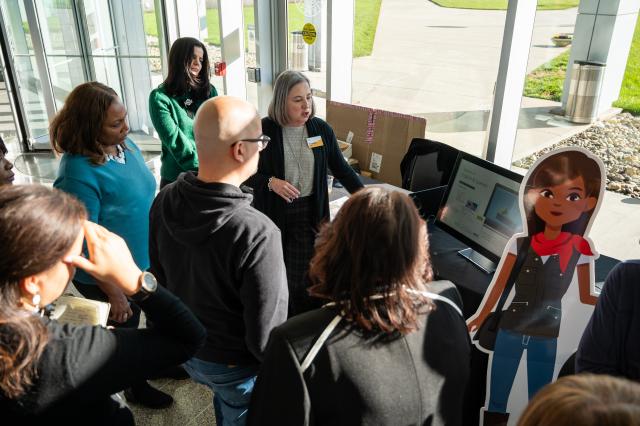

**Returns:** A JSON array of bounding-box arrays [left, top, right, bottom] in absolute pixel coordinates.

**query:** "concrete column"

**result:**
[[561, 0, 639, 115], [327, 0, 354, 103], [218, 0, 246, 99], [484, 0, 537, 168]]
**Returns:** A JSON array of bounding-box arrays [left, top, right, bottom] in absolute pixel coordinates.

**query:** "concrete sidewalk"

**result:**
[[345, 0, 582, 159], [351, 0, 577, 114]]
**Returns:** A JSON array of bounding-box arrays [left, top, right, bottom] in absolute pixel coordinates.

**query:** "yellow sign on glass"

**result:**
[[302, 23, 317, 45]]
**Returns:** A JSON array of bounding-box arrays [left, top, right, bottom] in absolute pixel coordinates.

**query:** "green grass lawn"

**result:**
[[143, 0, 381, 58], [431, 0, 579, 10], [522, 50, 570, 102], [524, 15, 640, 115], [354, 0, 382, 57]]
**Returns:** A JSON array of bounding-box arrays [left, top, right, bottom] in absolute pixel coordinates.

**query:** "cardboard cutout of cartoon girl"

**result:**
[[467, 147, 605, 425]]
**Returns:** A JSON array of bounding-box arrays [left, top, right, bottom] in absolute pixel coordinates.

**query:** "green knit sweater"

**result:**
[[149, 84, 218, 182]]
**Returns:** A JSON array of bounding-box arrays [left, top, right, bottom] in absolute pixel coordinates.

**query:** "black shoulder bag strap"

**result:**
[[488, 236, 531, 330]]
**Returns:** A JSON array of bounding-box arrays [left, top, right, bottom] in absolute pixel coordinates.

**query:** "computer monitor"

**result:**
[[435, 152, 523, 273]]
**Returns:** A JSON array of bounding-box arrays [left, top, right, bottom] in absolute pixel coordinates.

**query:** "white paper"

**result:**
[[369, 152, 383, 173], [346, 131, 354, 144]]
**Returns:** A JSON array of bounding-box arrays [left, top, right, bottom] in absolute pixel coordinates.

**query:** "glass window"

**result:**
[[288, 0, 326, 117], [204, 1, 225, 94], [0, 0, 49, 138], [349, 0, 507, 157]]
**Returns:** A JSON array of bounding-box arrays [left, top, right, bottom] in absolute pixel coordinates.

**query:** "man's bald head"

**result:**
[[194, 96, 260, 159], [193, 96, 262, 183]]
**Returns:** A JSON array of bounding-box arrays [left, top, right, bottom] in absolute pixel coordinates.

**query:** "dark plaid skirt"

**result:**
[[284, 196, 322, 317]]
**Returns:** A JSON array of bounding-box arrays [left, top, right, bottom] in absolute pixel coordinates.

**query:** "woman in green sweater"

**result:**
[[149, 37, 218, 188]]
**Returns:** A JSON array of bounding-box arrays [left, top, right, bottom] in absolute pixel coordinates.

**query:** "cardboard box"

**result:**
[[327, 101, 426, 186]]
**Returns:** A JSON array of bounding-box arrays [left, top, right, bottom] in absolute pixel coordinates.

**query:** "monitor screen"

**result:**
[[436, 153, 524, 263]]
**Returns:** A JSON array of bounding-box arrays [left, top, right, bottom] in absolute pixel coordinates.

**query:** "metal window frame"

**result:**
[[0, 7, 29, 150]]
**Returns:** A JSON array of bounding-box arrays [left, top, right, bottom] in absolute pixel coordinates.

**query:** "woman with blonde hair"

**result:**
[[245, 70, 363, 316], [518, 374, 640, 426]]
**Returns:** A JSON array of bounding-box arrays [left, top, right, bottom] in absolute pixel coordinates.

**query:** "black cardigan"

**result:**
[[245, 117, 363, 231], [0, 286, 206, 424], [247, 280, 471, 426], [576, 260, 640, 380]]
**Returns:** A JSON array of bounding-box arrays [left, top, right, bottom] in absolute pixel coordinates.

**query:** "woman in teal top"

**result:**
[[149, 37, 218, 188], [52, 82, 172, 409]]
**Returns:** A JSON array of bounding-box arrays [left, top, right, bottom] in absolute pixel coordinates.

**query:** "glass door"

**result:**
[[0, 0, 50, 142], [287, 0, 326, 116], [0, 0, 163, 151], [80, 0, 160, 143], [34, 0, 87, 110]]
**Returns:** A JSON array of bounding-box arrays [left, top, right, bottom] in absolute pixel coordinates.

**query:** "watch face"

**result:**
[[142, 272, 158, 292]]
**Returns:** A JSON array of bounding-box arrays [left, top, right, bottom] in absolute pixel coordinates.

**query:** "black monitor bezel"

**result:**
[[435, 152, 523, 263]]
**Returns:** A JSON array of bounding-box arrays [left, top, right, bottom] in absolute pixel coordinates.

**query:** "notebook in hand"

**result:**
[[50, 295, 111, 327]]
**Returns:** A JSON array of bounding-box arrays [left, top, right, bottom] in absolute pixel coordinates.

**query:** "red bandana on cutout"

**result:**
[[530, 232, 593, 273]]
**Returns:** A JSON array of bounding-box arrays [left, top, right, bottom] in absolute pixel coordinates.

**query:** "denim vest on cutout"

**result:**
[[499, 238, 581, 338]]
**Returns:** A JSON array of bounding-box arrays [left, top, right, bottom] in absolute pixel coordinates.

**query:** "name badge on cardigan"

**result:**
[[307, 136, 324, 149]]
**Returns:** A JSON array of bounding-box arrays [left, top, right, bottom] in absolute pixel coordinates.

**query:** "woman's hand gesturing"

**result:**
[[270, 178, 301, 203]]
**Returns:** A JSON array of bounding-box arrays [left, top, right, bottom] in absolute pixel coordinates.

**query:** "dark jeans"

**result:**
[[184, 359, 258, 426]]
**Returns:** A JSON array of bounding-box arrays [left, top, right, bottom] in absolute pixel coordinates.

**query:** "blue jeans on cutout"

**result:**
[[488, 329, 557, 413], [184, 358, 259, 426]]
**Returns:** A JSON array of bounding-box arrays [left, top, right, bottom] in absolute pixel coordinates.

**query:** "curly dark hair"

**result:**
[[49, 81, 119, 165]]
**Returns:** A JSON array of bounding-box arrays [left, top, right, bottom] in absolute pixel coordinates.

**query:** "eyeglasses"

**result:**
[[232, 135, 270, 151]]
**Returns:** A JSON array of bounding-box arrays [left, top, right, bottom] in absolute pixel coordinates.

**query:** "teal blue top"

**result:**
[[53, 139, 156, 285]]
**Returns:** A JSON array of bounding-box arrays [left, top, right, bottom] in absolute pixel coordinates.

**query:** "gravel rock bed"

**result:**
[[513, 113, 640, 198]]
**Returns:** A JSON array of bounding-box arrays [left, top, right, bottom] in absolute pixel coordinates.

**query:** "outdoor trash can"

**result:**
[[565, 60, 606, 124]]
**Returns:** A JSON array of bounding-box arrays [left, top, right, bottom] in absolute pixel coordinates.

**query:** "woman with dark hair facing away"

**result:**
[[149, 37, 218, 188], [0, 136, 15, 184], [248, 188, 471, 425], [51, 82, 171, 408], [518, 374, 640, 426], [0, 185, 205, 424], [245, 70, 363, 316], [467, 149, 602, 425]]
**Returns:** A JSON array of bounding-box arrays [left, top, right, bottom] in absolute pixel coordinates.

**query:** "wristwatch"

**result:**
[[130, 271, 158, 302]]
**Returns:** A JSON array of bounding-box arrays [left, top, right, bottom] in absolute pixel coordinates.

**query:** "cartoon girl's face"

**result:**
[[527, 175, 597, 229]]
